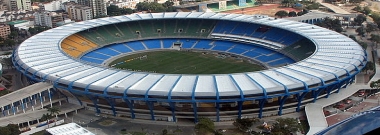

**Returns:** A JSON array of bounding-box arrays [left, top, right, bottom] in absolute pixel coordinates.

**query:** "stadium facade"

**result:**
[[13, 12, 366, 122]]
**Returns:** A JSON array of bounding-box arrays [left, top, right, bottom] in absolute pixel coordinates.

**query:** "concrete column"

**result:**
[[48, 89, 53, 107], [39, 92, 44, 109], [11, 103, 16, 115], [37, 119, 39, 124], [16, 106, 19, 112], [7, 109, 10, 115], [32, 106, 35, 111], [1, 107, 3, 117], [25, 102, 28, 108], [27, 121, 30, 128], [65, 113, 67, 118], [21, 99, 25, 113], [59, 100, 62, 106]]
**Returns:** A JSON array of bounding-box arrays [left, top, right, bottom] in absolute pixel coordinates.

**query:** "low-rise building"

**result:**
[[0, 24, 10, 39]]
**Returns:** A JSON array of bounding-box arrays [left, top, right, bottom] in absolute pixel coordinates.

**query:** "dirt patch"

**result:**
[[222, 4, 302, 17]]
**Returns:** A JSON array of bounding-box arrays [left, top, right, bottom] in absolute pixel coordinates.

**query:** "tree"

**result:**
[[366, 23, 378, 35], [354, 14, 367, 26], [47, 107, 60, 117], [358, 41, 368, 50], [162, 129, 168, 135], [306, 2, 320, 10], [271, 118, 301, 135], [275, 10, 288, 18], [370, 79, 380, 89], [6, 124, 20, 135], [107, 5, 121, 16], [315, 17, 343, 32], [353, 5, 362, 12], [195, 117, 215, 134], [288, 11, 297, 17], [233, 118, 260, 132], [363, 61, 374, 73], [363, 6, 372, 15], [349, 35, 357, 42], [370, 34, 380, 46], [355, 26, 365, 37]]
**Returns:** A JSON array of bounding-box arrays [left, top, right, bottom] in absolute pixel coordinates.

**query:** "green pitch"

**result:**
[[109, 51, 264, 74]]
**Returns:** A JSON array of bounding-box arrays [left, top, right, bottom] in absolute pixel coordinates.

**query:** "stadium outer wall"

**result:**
[[12, 12, 366, 122]]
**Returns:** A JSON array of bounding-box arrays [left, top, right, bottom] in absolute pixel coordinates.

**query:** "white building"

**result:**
[[6, 0, 31, 11], [42, 0, 71, 11], [108, 0, 139, 9], [34, 11, 63, 28]]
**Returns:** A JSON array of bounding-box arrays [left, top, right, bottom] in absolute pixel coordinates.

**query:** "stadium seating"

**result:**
[[109, 44, 133, 53], [125, 41, 147, 51], [212, 20, 303, 47], [178, 39, 199, 48], [143, 39, 162, 49], [243, 51, 262, 58], [60, 34, 98, 57], [163, 39, 179, 48], [193, 40, 212, 49], [95, 47, 121, 56], [255, 53, 284, 63], [81, 57, 104, 64], [211, 41, 235, 51]]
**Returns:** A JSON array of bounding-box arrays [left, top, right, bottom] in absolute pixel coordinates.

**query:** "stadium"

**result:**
[[13, 12, 366, 122]]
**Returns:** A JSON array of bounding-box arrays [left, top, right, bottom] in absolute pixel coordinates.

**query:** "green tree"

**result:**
[[315, 17, 343, 32], [275, 10, 289, 18], [195, 117, 215, 134], [366, 23, 378, 35], [271, 118, 301, 135], [47, 107, 60, 116], [162, 129, 168, 135], [363, 61, 374, 73], [363, 6, 372, 15], [370, 79, 380, 89], [358, 41, 368, 50], [288, 11, 297, 17], [349, 35, 357, 42], [353, 5, 362, 11], [354, 14, 367, 26], [6, 124, 20, 135], [107, 5, 121, 16], [306, 2, 320, 10], [355, 26, 365, 37], [233, 118, 260, 132], [370, 34, 380, 46], [0, 127, 11, 135]]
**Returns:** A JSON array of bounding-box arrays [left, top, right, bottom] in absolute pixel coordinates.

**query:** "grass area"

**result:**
[[300, 120, 309, 134], [31, 130, 47, 135], [0, 90, 11, 97], [109, 51, 264, 74]]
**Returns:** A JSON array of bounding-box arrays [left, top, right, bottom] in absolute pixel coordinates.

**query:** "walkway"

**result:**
[[0, 82, 53, 109], [0, 103, 83, 127], [315, 0, 351, 14]]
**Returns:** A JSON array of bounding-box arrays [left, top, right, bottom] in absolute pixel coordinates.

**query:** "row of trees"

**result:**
[[135, 1, 176, 13], [275, 9, 309, 18], [195, 117, 302, 134], [107, 5, 134, 16], [315, 17, 343, 32]]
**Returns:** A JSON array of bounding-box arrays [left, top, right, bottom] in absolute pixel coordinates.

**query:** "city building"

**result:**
[[41, 0, 71, 11], [34, 11, 63, 28], [7, 20, 32, 30], [0, 24, 10, 39], [107, 0, 139, 9], [77, 0, 107, 18], [65, 3, 92, 21], [6, 0, 31, 11]]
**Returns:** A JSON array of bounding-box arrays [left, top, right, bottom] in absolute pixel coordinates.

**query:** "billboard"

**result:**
[[219, 1, 226, 10]]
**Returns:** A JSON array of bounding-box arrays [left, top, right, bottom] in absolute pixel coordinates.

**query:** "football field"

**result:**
[[109, 51, 264, 74]]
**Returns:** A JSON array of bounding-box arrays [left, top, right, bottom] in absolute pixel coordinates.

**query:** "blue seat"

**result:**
[[212, 45, 230, 51], [228, 47, 246, 54], [235, 44, 256, 50], [162, 39, 179, 48], [96, 47, 120, 56], [243, 51, 262, 58], [193, 40, 212, 49], [253, 48, 273, 55], [178, 39, 198, 48], [109, 44, 132, 53], [125, 41, 146, 51], [256, 53, 284, 62], [81, 57, 104, 64], [84, 52, 110, 60], [143, 39, 162, 49]]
